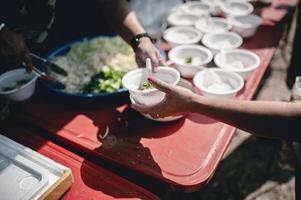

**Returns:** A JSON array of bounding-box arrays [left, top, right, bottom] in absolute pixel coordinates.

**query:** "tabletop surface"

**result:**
[[2, 123, 159, 200], [3, 0, 298, 197], [14, 18, 284, 192]]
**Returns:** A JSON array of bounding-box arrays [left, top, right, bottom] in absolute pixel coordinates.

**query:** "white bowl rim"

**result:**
[[0, 68, 38, 95], [214, 49, 261, 72], [195, 17, 232, 33], [182, 1, 214, 14], [202, 31, 243, 51], [193, 68, 244, 95], [230, 14, 262, 28], [167, 12, 200, 26], [122, 66, 180, 94], [168, 44, 213, 67], [221, 0, 254, 16], [163, 26, 203, 45]]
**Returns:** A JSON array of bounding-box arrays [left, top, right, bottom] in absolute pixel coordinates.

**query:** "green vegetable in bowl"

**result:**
[[81, 68, 126, 93], [138, 81, 153, 91], [185, 56, 193, 64]]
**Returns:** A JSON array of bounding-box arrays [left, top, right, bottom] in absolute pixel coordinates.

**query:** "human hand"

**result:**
[[0, 27, 33, 74], [135, 37, 166, 70], [131, 77, 196, 118]]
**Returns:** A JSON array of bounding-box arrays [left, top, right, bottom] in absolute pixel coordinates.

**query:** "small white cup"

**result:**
[[163, 26, 203, 48], [168, 45, 213, 78], [122, 67, 180, 106], [0, 69, 38, 102], [193, 68, 244, 99]]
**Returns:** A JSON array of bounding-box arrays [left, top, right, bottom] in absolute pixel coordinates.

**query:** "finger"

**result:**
[[147, 77, 173, 93], [24, 52, 33, 73], [149, 52, 159, 69], [158, 56, 166, 66]]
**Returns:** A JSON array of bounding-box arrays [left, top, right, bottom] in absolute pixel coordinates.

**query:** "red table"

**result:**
[[9, 0, 298, 194], [2, 122, 159, 200]]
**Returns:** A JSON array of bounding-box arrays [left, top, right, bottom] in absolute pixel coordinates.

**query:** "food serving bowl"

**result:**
[[181, 1, 213, 16], [167, 12, 200, 27], [229, 14, 261, 38], [220, 0, 254, 17], [195, 17, 232, 34], [202, 31, 243, 55], [0, 69, 38, 101], [193, 68, 244, 99], [214, 49, 260, 80], [130, 79, 193, 122], [122, 66, 180, 106], [168, 45, 213, 78], [163, 26, 203, 47]]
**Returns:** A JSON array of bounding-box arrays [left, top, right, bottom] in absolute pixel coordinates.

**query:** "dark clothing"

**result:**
[[0, 0, 56, 43], [0, 0, 113, 54]]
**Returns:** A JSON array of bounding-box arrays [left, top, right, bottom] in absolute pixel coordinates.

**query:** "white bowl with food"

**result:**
[[0, 69, 38, 101], [168, 45, 213, 78], [195, 17, 232, 34], [163, 26, 203, 48], [220, 0, 254, 17], [181, 1, 213, 16], [122, 67, 180, 106], [130, 79, 193, 122], [229, 14, 261, 38], [214, 49, 260, 80], [193, 68, 244, 99], [167, 12, 200, 27], [202, 31, 243, 55]]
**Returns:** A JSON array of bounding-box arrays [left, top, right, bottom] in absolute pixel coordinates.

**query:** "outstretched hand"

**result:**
[[0, 28, 32, 74], [131, 77, 196, 118]]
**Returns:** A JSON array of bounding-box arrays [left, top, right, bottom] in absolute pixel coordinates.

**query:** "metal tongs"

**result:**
[[22, 63, 65, 89], [29, 53, 68, 77]]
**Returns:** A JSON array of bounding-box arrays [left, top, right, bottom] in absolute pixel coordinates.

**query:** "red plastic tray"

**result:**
[[15, 14, 284, 191], [1, 123, 159, 200]]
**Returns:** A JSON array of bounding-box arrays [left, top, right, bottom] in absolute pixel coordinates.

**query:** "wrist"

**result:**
[[131, 32, 153, 50]]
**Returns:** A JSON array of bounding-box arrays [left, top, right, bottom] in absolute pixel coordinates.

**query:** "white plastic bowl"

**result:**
[[163, 26, 203, 48], [202, 0, 223, 16], [167, 12, 200, 27], [122, 67, 180, 106], [168, 45, 213, 78], [195, 17, 232, 34], [193, 68, 244, 99], [214, 49, 261, 80], [220, 0, 254, 17], [229, 14, 262, 38], [0, 69, 38, 102], [130, 79, 192, 122], [181, 1, 213, 16], [202, 31, 243, 55]]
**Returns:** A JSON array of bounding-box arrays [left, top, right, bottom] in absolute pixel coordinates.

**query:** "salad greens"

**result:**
[[138, 81, 153, 91], [185, 57, 193, 64], [82, 68, 126, 93]]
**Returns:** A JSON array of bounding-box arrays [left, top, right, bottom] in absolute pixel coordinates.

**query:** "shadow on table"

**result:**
[[161, 137, 295, 200]]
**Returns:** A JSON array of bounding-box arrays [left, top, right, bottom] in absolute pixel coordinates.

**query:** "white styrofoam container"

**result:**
[[0, 134, 70, 200]]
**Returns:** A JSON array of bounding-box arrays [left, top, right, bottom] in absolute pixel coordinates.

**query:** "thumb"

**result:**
[[148, 77, 173, 93]]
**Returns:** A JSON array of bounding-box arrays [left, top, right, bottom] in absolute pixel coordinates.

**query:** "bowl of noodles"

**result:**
[[41, 36, 140, 105]]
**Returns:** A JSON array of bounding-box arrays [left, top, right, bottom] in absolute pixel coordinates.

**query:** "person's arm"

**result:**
[[0, 24, 32, 73], [132, 77, 301, 142], [100, 0, 164, 68]]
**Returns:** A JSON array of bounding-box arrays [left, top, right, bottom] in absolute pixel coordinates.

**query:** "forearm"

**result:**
[[103, 0, 145, 44], [189, 94, 301, 142]]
